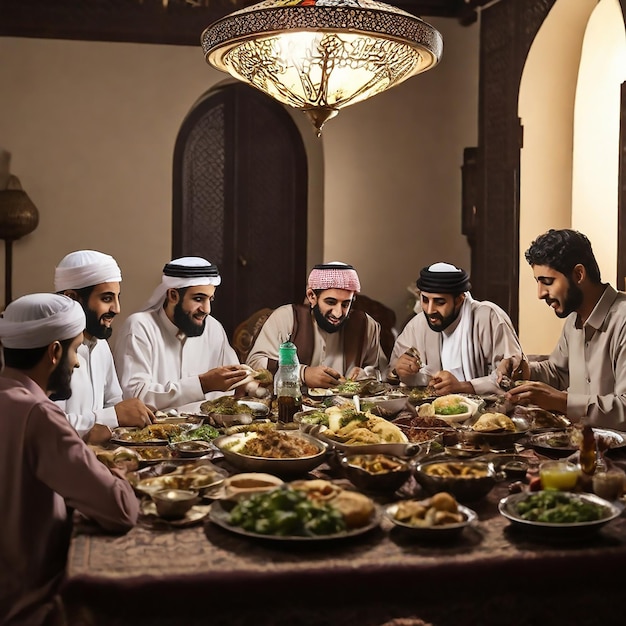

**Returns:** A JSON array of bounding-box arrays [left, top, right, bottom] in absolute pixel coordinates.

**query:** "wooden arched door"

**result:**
[[172, 83, 308, 339]]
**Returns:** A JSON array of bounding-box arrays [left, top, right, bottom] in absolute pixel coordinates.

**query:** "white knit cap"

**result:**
[[141, 257, 221, 311], [54, 250, 122, 292], [0, 293, 86, 349]]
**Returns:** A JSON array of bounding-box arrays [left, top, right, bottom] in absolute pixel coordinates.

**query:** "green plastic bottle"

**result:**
[[274, 340, 302, 423]]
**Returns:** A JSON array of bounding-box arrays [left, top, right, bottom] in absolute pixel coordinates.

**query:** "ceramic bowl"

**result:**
[[151, 488, 199, 520]]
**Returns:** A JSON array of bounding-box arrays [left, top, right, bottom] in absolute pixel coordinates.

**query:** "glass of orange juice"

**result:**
[[539, 460, 581, 491]]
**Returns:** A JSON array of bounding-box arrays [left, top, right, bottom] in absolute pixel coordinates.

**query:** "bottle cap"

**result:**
[[278, 340, 299, 366]]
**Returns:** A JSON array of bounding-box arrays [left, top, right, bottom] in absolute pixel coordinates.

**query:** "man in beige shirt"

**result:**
[[501, 229, 626, 429]]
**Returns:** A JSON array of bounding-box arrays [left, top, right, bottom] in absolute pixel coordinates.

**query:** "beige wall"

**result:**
[[0, 15, 478, 334], [519, 0, 626, 355]]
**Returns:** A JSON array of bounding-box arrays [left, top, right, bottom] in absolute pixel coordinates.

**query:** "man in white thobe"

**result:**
[[54, 250, 154, 439], [113, 257, 247, 411], [390, 262, 523, 396]]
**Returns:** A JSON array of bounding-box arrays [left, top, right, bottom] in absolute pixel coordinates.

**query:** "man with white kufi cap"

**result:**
[[113, 257, 246, 410], [389, 262, 523, 395], [247, 262, 387, 388], [54, 250, 155, 438], [0, 294, 138, 625]]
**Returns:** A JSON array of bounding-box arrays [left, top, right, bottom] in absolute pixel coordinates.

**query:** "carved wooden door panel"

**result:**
[[473, 0, 557, 328], [172, 83, 308, 339]]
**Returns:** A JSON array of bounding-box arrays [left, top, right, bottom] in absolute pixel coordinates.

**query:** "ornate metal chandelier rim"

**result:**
[[202, 5, 443, 64]]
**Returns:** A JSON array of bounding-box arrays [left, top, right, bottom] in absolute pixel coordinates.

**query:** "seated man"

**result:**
[[246, 262, 387, 388], [501, 229, 626, 429], [54, 250, 155, 439], [390, 262, 523, 395], [113, 257, 247, 410], [0, 294, 138, 626]]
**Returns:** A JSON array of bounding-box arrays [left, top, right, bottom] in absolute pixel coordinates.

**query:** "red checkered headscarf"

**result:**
[[307, 262, 361, 293]]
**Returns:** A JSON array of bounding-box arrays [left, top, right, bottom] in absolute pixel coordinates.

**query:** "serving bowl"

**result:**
[[151, 488, 199, 520], [129, 460, 228, 496], [385, 501, 477, 539], [461, 415, 530, 450], [428, 395, 482, 425], [340, 453, 412, 493], [212, 430, 327, 476], [414, 459, 500, 502]]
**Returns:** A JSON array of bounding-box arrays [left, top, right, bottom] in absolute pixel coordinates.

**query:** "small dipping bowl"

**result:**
[[151, 488, 198, 519], [501, 459, 529, 480], [539, 460, 581, 491]]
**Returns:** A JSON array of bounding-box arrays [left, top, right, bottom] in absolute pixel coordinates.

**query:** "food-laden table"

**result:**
[[62, 392, 626, 626], [63, 469, 626, 626]]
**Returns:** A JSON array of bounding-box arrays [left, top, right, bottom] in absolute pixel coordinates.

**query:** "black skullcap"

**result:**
[[416, 262, 471, 294], [163, 261, 220, 279]]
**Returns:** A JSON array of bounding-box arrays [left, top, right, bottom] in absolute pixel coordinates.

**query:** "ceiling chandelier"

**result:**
[[201, 0, 443, 135]]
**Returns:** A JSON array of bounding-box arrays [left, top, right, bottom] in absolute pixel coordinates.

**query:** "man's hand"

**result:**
[[346, 367, 366, 381], [394, 353, 422, 383], [85, 424, 112, 446], [496, 356, 529, 387], [199, 365, 249, 393], [430, 370, 474, 396], [505, 381, 567, 414], [115, 398, 155, 428], [303, 365, 342, 389]]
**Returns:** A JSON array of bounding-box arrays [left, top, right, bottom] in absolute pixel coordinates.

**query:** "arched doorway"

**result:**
[[172, 82, 309, 339]]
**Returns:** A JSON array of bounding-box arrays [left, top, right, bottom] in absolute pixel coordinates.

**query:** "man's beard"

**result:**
[[424, 307, 460, 333], [85, 306, 113, 340], [173, 300, 206, 337], [48, 348, 73, 401], [313, 304, 348, 334], [555, 278, 584, 319]]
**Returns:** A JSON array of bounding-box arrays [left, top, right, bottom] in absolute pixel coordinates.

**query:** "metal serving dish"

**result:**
[[460, 415, 531, 450], [212, 430, 327, 476], [340, 453, 412, 493], [414, 459, 501, 502]]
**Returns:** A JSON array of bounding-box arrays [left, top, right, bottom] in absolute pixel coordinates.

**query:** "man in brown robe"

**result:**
[[246, 262, 387, 388]]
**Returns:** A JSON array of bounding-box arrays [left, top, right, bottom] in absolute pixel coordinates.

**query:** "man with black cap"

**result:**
[[390, 262, 523, 395], [247, 262, 387, 389], [54, 250, 155, 439], [0, 294, 138, 625], [500, 229, 626, 429], [113, 257, 248, 410]]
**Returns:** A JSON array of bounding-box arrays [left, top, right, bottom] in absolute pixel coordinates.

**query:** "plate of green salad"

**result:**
[[499, 490, 622, 539]]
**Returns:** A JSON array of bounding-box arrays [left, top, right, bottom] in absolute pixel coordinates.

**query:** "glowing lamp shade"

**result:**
[[201, 0, 443, 135]]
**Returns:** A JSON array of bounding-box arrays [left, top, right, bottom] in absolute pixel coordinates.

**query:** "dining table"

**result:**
[[61, 399, 626, 626]]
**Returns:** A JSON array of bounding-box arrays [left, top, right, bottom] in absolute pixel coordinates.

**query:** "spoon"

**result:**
[[353, 394, 361, 412]]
